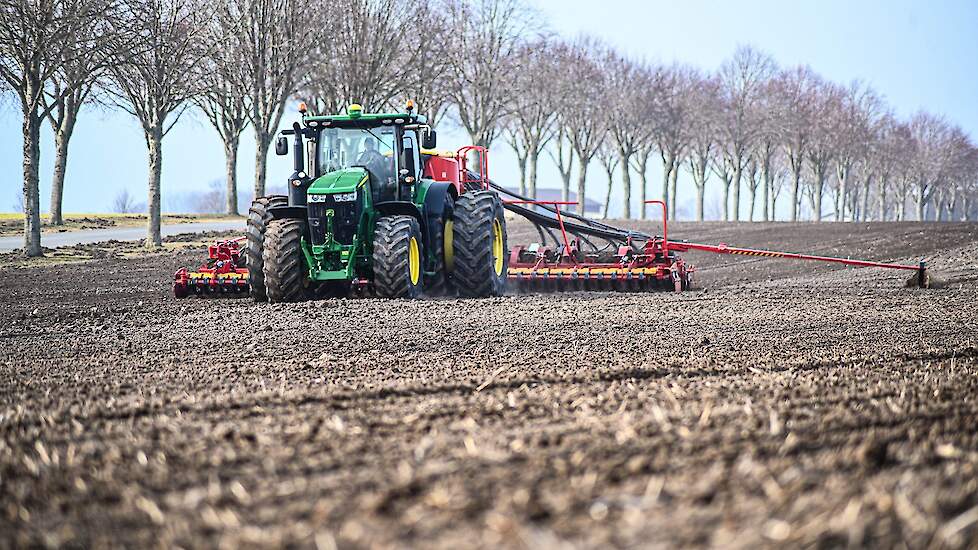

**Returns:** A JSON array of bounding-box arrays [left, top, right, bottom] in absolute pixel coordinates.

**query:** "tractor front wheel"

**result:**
[[373, 215, 423, 299], [246, 195, 287, 302], [262, 218, 310, 303], [452, 191, 507, 298]]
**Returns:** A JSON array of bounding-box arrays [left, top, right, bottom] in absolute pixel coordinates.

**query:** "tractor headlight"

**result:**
[[332, 192, 357, 202], [308, 194, 327, 203]]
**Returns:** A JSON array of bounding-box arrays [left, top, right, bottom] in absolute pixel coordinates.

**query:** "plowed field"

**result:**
[[2, 221, 978, 548]]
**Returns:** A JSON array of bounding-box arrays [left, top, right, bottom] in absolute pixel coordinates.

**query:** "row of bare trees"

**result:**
[[496, 39, 978, 224], [4, 0, 977, 258], [2, 0, 313, 255]]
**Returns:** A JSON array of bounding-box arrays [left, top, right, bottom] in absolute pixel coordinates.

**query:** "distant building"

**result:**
[[504, 187, 602, 215]]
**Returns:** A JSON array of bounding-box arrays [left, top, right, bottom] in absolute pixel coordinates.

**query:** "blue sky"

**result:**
[[1, 0, 976, 217]]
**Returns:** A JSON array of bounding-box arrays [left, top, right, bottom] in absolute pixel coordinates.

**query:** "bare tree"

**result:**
[[715, 45, 775, 222], [831, 81, 885, 221], [908, 111, 951, 221], [749, 77, 781, 222], [652, 63, 697, 221], [770, 65, 820, 221], [391, 5, 451, 125], [597, 141, 619, 219], [443, 0, 539, 148], [0, 0, 119, 256], [683, 73, 720, 221], [560, 38, 608, 216], [195, 1, 249, 215], [549, 125, 575, 202], [604, 54, 652, 219], [45, 24, 114, 225], [502, 38, 561, 197], [11, 191, 24, 213], [238, 0, 312, 198], [804, 81, 844, 221], [106, 0, 214, 247], [866, 117, 902, 221], [112, 187, 136, 213], [302, 0, 430, 114]]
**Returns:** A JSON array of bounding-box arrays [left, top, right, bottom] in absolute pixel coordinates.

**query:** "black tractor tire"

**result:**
[[262, 218, 310, 303], [246, 195, 288, 302], [452, 190, 508, 298], [425, 194, 455, 296], [373, 215, 424, 299]]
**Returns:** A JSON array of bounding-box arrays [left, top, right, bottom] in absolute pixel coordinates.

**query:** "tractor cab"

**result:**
[[276, 102, 437, 208]]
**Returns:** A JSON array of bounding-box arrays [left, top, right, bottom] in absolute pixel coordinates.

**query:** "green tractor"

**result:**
[[246, 103, 508, 302]]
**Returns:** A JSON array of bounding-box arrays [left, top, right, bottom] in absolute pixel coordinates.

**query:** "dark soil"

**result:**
[[2, 221, 978, 548]]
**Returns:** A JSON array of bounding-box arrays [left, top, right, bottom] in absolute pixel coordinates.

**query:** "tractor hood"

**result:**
[[307, 167, 368, 195]]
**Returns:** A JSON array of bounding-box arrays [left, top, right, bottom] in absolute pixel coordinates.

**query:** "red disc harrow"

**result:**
[[173, 237, 250, 298]]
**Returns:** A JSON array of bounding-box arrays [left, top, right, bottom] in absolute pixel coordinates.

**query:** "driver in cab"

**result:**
[[357, 138, 385, 166]]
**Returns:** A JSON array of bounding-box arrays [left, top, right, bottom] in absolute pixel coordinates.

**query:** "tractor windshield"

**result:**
[[317, 127, 396, 182]]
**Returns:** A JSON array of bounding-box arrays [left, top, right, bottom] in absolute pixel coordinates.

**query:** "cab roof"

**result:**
[[302, 111, 428, 128]]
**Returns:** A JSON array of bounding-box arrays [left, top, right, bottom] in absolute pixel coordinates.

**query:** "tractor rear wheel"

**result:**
[[452, 191, 507, 298], [373, 215, 423, 299], [246, 195, 288, 302], [425, 194, 455, 296], [262, 218, 310, 303]]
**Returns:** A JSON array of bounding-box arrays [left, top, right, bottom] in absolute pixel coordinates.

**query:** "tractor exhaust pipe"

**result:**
[[288, 122, 309, 206], [292, 122, 304, 174]]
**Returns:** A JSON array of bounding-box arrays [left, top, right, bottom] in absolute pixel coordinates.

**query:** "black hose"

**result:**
[[464, 170, 656, 243]]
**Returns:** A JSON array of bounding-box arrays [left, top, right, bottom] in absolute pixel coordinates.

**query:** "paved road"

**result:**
[[0, 221, 246, 253]]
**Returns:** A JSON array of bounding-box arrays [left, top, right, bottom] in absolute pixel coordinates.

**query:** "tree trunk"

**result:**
[[602, 166, 614, 219], [695, 180, 705, 221], [620, 150, 632, 219], [528, 149, 540, 199], [145, 127, 164, 247], [877, 178, 887, 221], [22, 113, 43, 257], [576, 162, 588, 216], [49, 104, 78, 226], [748, 186, 756, 221], [812, 166, 828, 222], [636, 155, 648, 219], [762, 161, 770, 222], [897, 182, 909, 221], [916, 183, 926, 221], [731, 162, 741, 222], [835, 165, 848, 221], [225, 138, 240, 215], [668, 165, 679, 220], [722, 179, 731, 222], [790, 166, 801, 222], [254, 130, 271, 198], [516, 152, 528, 196], [660, 152, 673, 221]]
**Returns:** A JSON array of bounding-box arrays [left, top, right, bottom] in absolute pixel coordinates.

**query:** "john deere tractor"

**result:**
[[246, 103, 508, 302]]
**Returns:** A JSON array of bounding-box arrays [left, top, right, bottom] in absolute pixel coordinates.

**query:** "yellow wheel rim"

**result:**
[[408, 236, 420, 285], [492, 218, 504, 276], [444, 219, 454, 272]]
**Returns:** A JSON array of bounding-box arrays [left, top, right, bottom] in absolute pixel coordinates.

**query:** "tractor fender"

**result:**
[[374, 201, 423, 224], [268, 205, 308, 220], [421, 182, 455, 252], [422, 182, 455, 221]]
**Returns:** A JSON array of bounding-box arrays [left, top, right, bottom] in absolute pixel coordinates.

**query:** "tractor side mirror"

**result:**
[[275, 136, 288, 156], [401, 136, 416, 181], [422, 129, 437, 149]]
